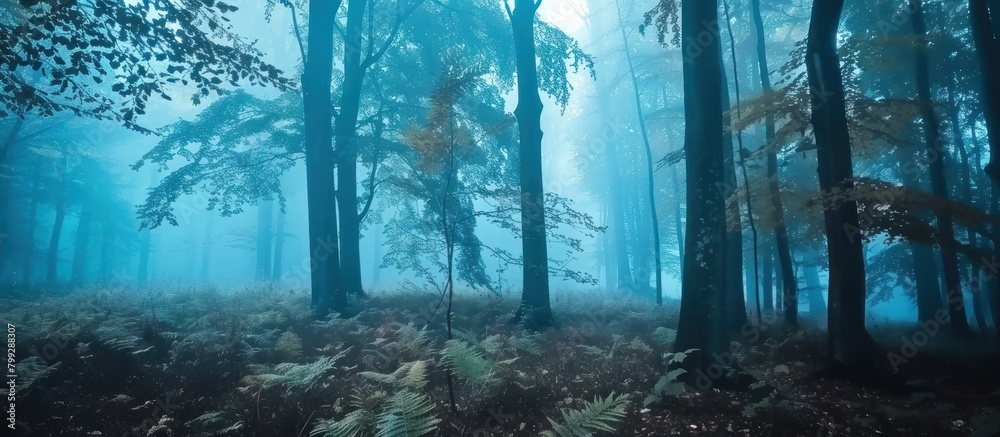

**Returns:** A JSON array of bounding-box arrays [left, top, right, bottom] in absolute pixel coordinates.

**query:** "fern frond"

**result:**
[[360, 360, 429, 390], [540, 392, 630, 437], [441, 339, 494, 385], [375, 390, 440, 437], [311, 406, 380, 437]]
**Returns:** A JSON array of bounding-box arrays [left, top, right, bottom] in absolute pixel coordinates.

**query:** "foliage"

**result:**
[[643, 348, 695, 406], [312, 360, 439, 437], [244, 350, 348, 392], [0, 0, 291, 130], [133, 90, 301, 228], [539, 392, 630, 437]]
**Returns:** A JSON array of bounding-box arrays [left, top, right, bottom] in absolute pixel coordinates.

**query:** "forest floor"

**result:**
[[1, 284, 999, 436]]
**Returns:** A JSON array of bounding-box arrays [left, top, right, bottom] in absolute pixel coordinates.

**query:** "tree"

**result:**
[[911, 0, 970, 336], [673, 0, 731, 375], [806, 0, 878, 374], [506, 0, 552, 329], [614, 0, 663, 305], [749, 0, 797, 327]]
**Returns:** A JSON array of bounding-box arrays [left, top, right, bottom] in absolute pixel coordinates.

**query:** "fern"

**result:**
[[247, 350, 348, 392], [441, 339, 495, 385], [540, 392, 630, 437], [360, 360, 429, 390], [313, 361, 438, 437], [375, 390, 441, 437]]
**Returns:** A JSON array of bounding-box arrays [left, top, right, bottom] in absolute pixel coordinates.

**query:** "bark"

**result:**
[[674, 0, 730, 374], [806, 0, 878, 372], [255, 199, 273, 281], [335, 0, 368, 300], [912, 0, 970, 336], [508, 0, 553, 329], [303, 0, 345, 313]]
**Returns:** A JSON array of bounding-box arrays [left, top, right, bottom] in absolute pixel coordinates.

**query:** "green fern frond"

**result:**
[[540, 392, 630, 437], [441, 339, 494, 385], [311, 405, 381, 437], [249, 350, 348, 392], [360, 360, 429, 390], [375, 390, 440, 437]]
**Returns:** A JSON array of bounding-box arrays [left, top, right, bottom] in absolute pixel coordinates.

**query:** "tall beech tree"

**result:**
[[673, 0, 731, 374], [806, 0, 878, 373], [506, 0, 553, 328]]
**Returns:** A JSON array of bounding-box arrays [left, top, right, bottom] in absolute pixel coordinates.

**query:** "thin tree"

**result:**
[[614, 0, 662, 304]]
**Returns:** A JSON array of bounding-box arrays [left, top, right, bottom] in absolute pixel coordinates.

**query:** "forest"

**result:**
[[1, 0, 1000, 435]]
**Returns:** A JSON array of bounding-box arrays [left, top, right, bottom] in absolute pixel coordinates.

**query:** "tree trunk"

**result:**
[[509, 0, 553, 329], [971, 0, 1000, 183], [47, 185, 66, 285], [675, 0, 730, 375], [0, 118, 24, 280], [720, 71, 748, 332], [335, 0, 368, 300], [255, 199, 273, 281], [200, 219, 212, 282], [615, 0, 663, 304], [98, 222, 114, 283], [303, 0, 345, 314], [272, 207, 284, 282], [912, 0, 970, 336], [23, 162, 40, 285], [806, 0, 878, 373], [138, 227, 150, 284], [763, 243, 774, 311], [804, 264, 827, 316]]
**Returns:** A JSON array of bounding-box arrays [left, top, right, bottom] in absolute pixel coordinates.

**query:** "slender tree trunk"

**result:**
[[0, 118, 24, 279], [720, 80, 748, 331], [615, 0, 662, 304], [335, 0, 368, 300], [200, 219, 212, 282], [255, 199, 273, 281], [23, 172, 38, 285], [674, 0, 730, 375], [971, 0, 1000, 183], [47, 172, 66, 286], [303, 0, 345, 313], [763, 242, 774, 311], [272, 207, 284, 282], [508, 0, 553, 329], [748, 0, 796, 327], [98, 222, 113, 283], [605, 133, 633, 290], [807, 0, 878, 373], [912, 0, 970, 336], [137, 227, 150, 284]]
